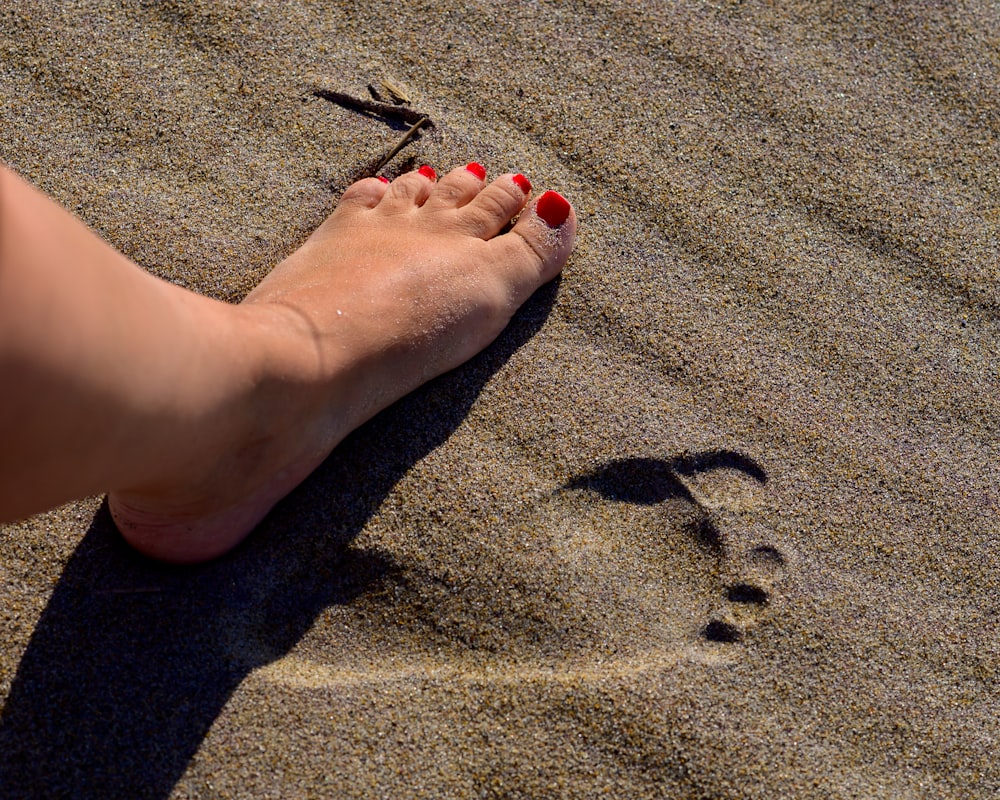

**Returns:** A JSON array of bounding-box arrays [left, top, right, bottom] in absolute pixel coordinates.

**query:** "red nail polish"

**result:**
[[465, 162, 487, 180], [418, 165, 436, 180], [535, 191, 571, 228], [377, 176, 390, 184], [512, 173, 532, 194]]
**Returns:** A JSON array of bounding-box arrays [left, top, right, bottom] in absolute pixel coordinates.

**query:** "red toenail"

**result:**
[[465, 162, 487, 180], [512, 173, 532, 194], [535, 190, 571, 228], [377, 176, 390, 184], [418, 165, 437, 180]]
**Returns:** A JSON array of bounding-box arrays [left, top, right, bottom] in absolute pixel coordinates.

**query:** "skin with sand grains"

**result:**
[[0, 163, 577, 563]]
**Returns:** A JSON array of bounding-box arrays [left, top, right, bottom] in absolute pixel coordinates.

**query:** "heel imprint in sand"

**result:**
[[566, 449, 786, 645]]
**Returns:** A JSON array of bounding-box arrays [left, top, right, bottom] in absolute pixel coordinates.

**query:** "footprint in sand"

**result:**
[[566, 449, 788, 646], [249, 449, 790, 689]]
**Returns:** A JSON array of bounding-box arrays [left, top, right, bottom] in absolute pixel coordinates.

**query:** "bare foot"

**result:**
[[108, 164, 576, 563]]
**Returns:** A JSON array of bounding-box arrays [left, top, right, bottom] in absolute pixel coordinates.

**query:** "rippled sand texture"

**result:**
[[0, 1, 997, 798]]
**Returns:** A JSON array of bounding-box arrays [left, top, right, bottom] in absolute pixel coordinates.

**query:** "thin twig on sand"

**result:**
[[312, 89, 428, 126], [312, 87, 434, 178], [372, 115, 431, 173]]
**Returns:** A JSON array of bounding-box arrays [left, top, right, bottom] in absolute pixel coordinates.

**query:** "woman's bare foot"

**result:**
[[108, 164, 575, 563]]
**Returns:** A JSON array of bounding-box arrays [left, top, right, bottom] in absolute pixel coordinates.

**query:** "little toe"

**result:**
[[381, 165, 437, 208], [455, 173, 534, 240], [337, 176, 391, 210]]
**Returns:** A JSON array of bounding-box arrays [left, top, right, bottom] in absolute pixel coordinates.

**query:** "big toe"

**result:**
[[491, 189, 576, 302]]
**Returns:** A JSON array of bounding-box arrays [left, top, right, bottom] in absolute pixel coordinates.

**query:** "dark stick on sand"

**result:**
[[312, 88, 429, 126], [371, 115, 431, 174], [312, 88, 434, 177]]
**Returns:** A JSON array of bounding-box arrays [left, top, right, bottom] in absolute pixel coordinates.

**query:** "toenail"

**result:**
[[465, 162, 487, 180], [418, 165, 437, 180], [512, 173, 532, 194], [535, 190, 571, 228], [377, 176, 390, 184]]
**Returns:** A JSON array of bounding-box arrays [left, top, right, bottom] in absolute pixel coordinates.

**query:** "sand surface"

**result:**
[[1, 1, 998, 797]]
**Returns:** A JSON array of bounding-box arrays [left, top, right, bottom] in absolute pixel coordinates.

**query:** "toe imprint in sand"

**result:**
[[704, 530, 789, 644], [567, 449, 788, 647]]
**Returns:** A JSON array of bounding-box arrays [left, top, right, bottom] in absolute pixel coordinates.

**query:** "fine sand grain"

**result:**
[[1, 1, 997, 798]]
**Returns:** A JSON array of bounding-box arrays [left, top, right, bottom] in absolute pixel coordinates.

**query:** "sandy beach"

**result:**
[[1, 0, 997, 797]]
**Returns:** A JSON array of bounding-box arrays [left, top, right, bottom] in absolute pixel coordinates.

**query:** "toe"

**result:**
[[455, 173, 534, 240], [511, 190, 577, 280], [381, 165, 438, 208], [337, 176, 390, 209], [489, 190, 576, 303], [424, 163, 489, 210]]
